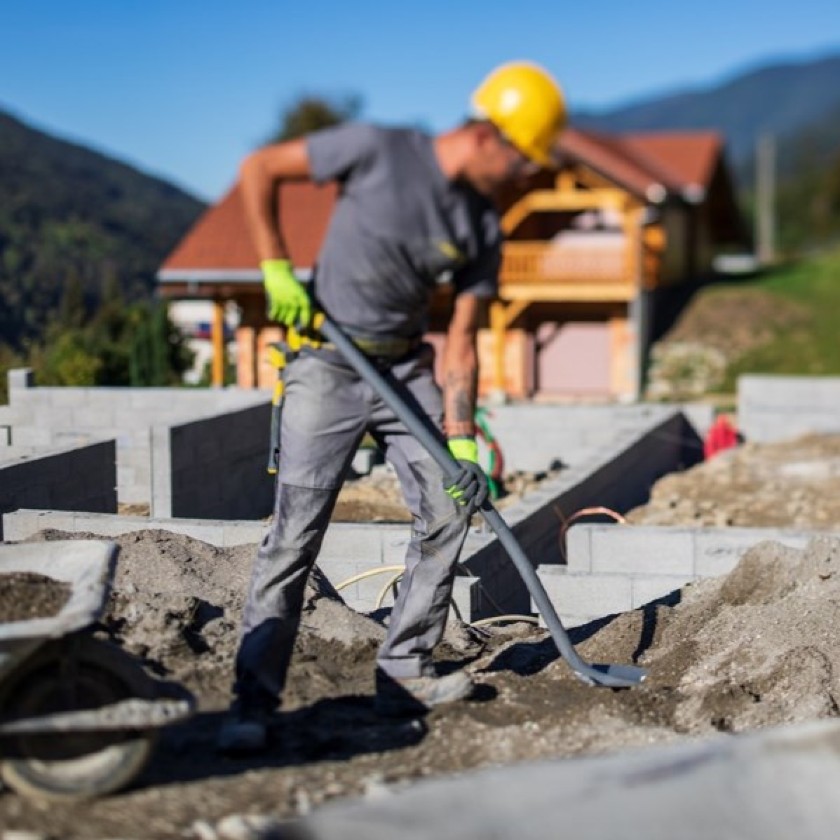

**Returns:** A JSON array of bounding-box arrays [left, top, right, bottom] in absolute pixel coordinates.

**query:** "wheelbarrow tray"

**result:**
[[0, 540, 117, 678]]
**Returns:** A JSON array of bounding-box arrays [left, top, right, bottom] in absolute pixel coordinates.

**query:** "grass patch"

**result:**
[[720, 247, 840, 389]]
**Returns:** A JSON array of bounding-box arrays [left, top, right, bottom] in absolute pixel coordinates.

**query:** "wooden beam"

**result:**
[[501, 188, 638, 235], [489, 300, 507, 397], [500, 283, 635, 302], [211, 299, 225, 387], [502, 299, 530, 327]]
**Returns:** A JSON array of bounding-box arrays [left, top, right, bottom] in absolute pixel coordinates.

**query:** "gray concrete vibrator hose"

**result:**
[[316, 312, 646, 689]]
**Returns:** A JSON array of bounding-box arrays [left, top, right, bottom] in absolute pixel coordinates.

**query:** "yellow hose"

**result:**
[[334, 565, 406, 592], [470, 615, 540, 627]]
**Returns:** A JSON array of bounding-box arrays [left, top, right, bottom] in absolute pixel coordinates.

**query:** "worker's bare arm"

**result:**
[[239, 139, 312, 261], [443, 293, 483, 438]]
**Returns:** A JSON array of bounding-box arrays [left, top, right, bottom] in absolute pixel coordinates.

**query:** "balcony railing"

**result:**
[[500, 234, 639, 300]]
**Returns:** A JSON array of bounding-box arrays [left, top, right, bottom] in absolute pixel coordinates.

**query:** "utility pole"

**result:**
[[755, 133, 776, 265]]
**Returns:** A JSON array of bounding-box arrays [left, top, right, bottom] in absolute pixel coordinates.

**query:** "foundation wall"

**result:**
[[540, 523, 840, 627], [4, 368, 268, 505], [0, 441, 117, 540], [3, 407, 700, 618], [150, 403, 275, 520], [738, 374, 840, 443]]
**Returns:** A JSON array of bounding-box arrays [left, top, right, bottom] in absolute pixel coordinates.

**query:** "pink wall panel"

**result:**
[[536, 321, 611, 395]]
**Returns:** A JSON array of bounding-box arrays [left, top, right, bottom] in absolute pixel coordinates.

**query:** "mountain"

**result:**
[[573, 52, 840, 174], [0, 108, 205, 349], [574, 51, 840, 252]]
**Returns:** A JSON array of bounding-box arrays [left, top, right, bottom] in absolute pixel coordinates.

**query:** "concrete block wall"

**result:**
[[2, 510, 479, 618], [540, 523, 837, 627], [151, 403, 275, 520], [457, 408, 698, 617], [478, 403, 712, 473], [738, 374, 840, 443], [2, 405, 702, 619], [0, 441, 117, 540], [5, 368, 269, 504]]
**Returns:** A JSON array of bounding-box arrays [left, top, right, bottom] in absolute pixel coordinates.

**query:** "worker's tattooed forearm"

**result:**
[[445, 370, 477, 437]]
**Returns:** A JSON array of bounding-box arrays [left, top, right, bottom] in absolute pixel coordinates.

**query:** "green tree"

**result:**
[[128, 301, 194, 386], [0, 343, 26, 403], [58, 271, 88, 329], [31, 330, 102, 386], [268, 93, 363, 143], [28, 296, 193, 388]]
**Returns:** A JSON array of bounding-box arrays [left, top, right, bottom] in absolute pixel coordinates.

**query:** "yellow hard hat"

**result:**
[[470, 61, 567, 168]]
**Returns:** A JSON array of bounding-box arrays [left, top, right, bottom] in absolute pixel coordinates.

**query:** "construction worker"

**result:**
[[219, 61, 567, 753]]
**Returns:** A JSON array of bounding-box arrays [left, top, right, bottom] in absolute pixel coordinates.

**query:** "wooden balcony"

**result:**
[[500, 235, 639, 303]]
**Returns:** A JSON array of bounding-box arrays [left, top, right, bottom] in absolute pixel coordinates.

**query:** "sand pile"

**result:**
[[0, 571, 71, 622], [627, 434, 840, 527], [334, 463, 563, 522], [5, 529, 840, 839], [577, 536, 840, 737]]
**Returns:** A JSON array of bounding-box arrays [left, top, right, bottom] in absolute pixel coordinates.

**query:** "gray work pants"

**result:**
[[234, 344, 469, 708]]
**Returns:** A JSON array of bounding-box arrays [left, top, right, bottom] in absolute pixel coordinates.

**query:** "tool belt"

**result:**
[[285, 325, 421, 360], [321, 333, 422, 360]]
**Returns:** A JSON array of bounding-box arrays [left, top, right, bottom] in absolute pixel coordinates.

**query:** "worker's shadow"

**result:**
[[479, 589, 682, 678], [139, 695, 428, 789]]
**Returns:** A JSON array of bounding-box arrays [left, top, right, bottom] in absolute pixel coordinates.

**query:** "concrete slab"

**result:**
[[280, 719, 840, 840]]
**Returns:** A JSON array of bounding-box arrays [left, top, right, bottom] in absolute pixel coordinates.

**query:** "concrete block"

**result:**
[[537, 567, 633, 626], [356, 569, 402, 609], [7, 368, 34, 392], [220, 522, 266, 547], [12, 428, 53, 448], [565, 525, 592, 572], [451, 577, 479, 622], [630, 575, 692, 609], [320, 525, 384, 564], [116, 464, 136, 489], [591, 526, 693, 576], [352, 448, 378, 475], [692, 528, 820, 577], [327, 558, 375, 588], [71, 407, 116, 428], [738, 375, 840, 443], [150, 426, 173, 519], [4, 509, 79, 539]]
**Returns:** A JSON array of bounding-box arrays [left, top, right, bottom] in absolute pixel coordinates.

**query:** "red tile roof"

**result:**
[[558, 128, 725, 201], [159, 180, 336, 278], [622, 131, 723, 192], [158, 129, 729, 279]]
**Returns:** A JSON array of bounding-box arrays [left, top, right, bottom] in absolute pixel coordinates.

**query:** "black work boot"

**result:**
[[217, 697, 274, 755], [374, 668, 474, 717]]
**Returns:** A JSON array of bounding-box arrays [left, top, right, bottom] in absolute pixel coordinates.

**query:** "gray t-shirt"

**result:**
[[306, 123, 501, 339]]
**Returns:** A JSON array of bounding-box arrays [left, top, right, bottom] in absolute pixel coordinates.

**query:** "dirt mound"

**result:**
[[0, 571, 70, 622], [620, 537, 840, 735], [626, 433, 840, 527], [661, 287, 809, 360], [334, 465, 562, 523], [6, 500, 840, 836]]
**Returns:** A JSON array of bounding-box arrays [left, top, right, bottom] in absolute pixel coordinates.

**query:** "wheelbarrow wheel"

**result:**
[[0, 634, 157, 801]]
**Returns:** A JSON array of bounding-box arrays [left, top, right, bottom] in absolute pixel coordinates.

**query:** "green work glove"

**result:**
[[445, 436, 489, 516], [261, 258, 311, 327]]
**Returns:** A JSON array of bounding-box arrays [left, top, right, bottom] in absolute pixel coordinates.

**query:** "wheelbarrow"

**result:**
[[0, 540, 194, 801]]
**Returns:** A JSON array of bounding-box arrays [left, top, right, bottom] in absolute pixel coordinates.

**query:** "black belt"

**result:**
[[321, 334, 422, 360]]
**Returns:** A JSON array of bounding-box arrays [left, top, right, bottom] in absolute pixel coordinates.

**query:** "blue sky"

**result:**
[[2, 0, 839, 202]]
